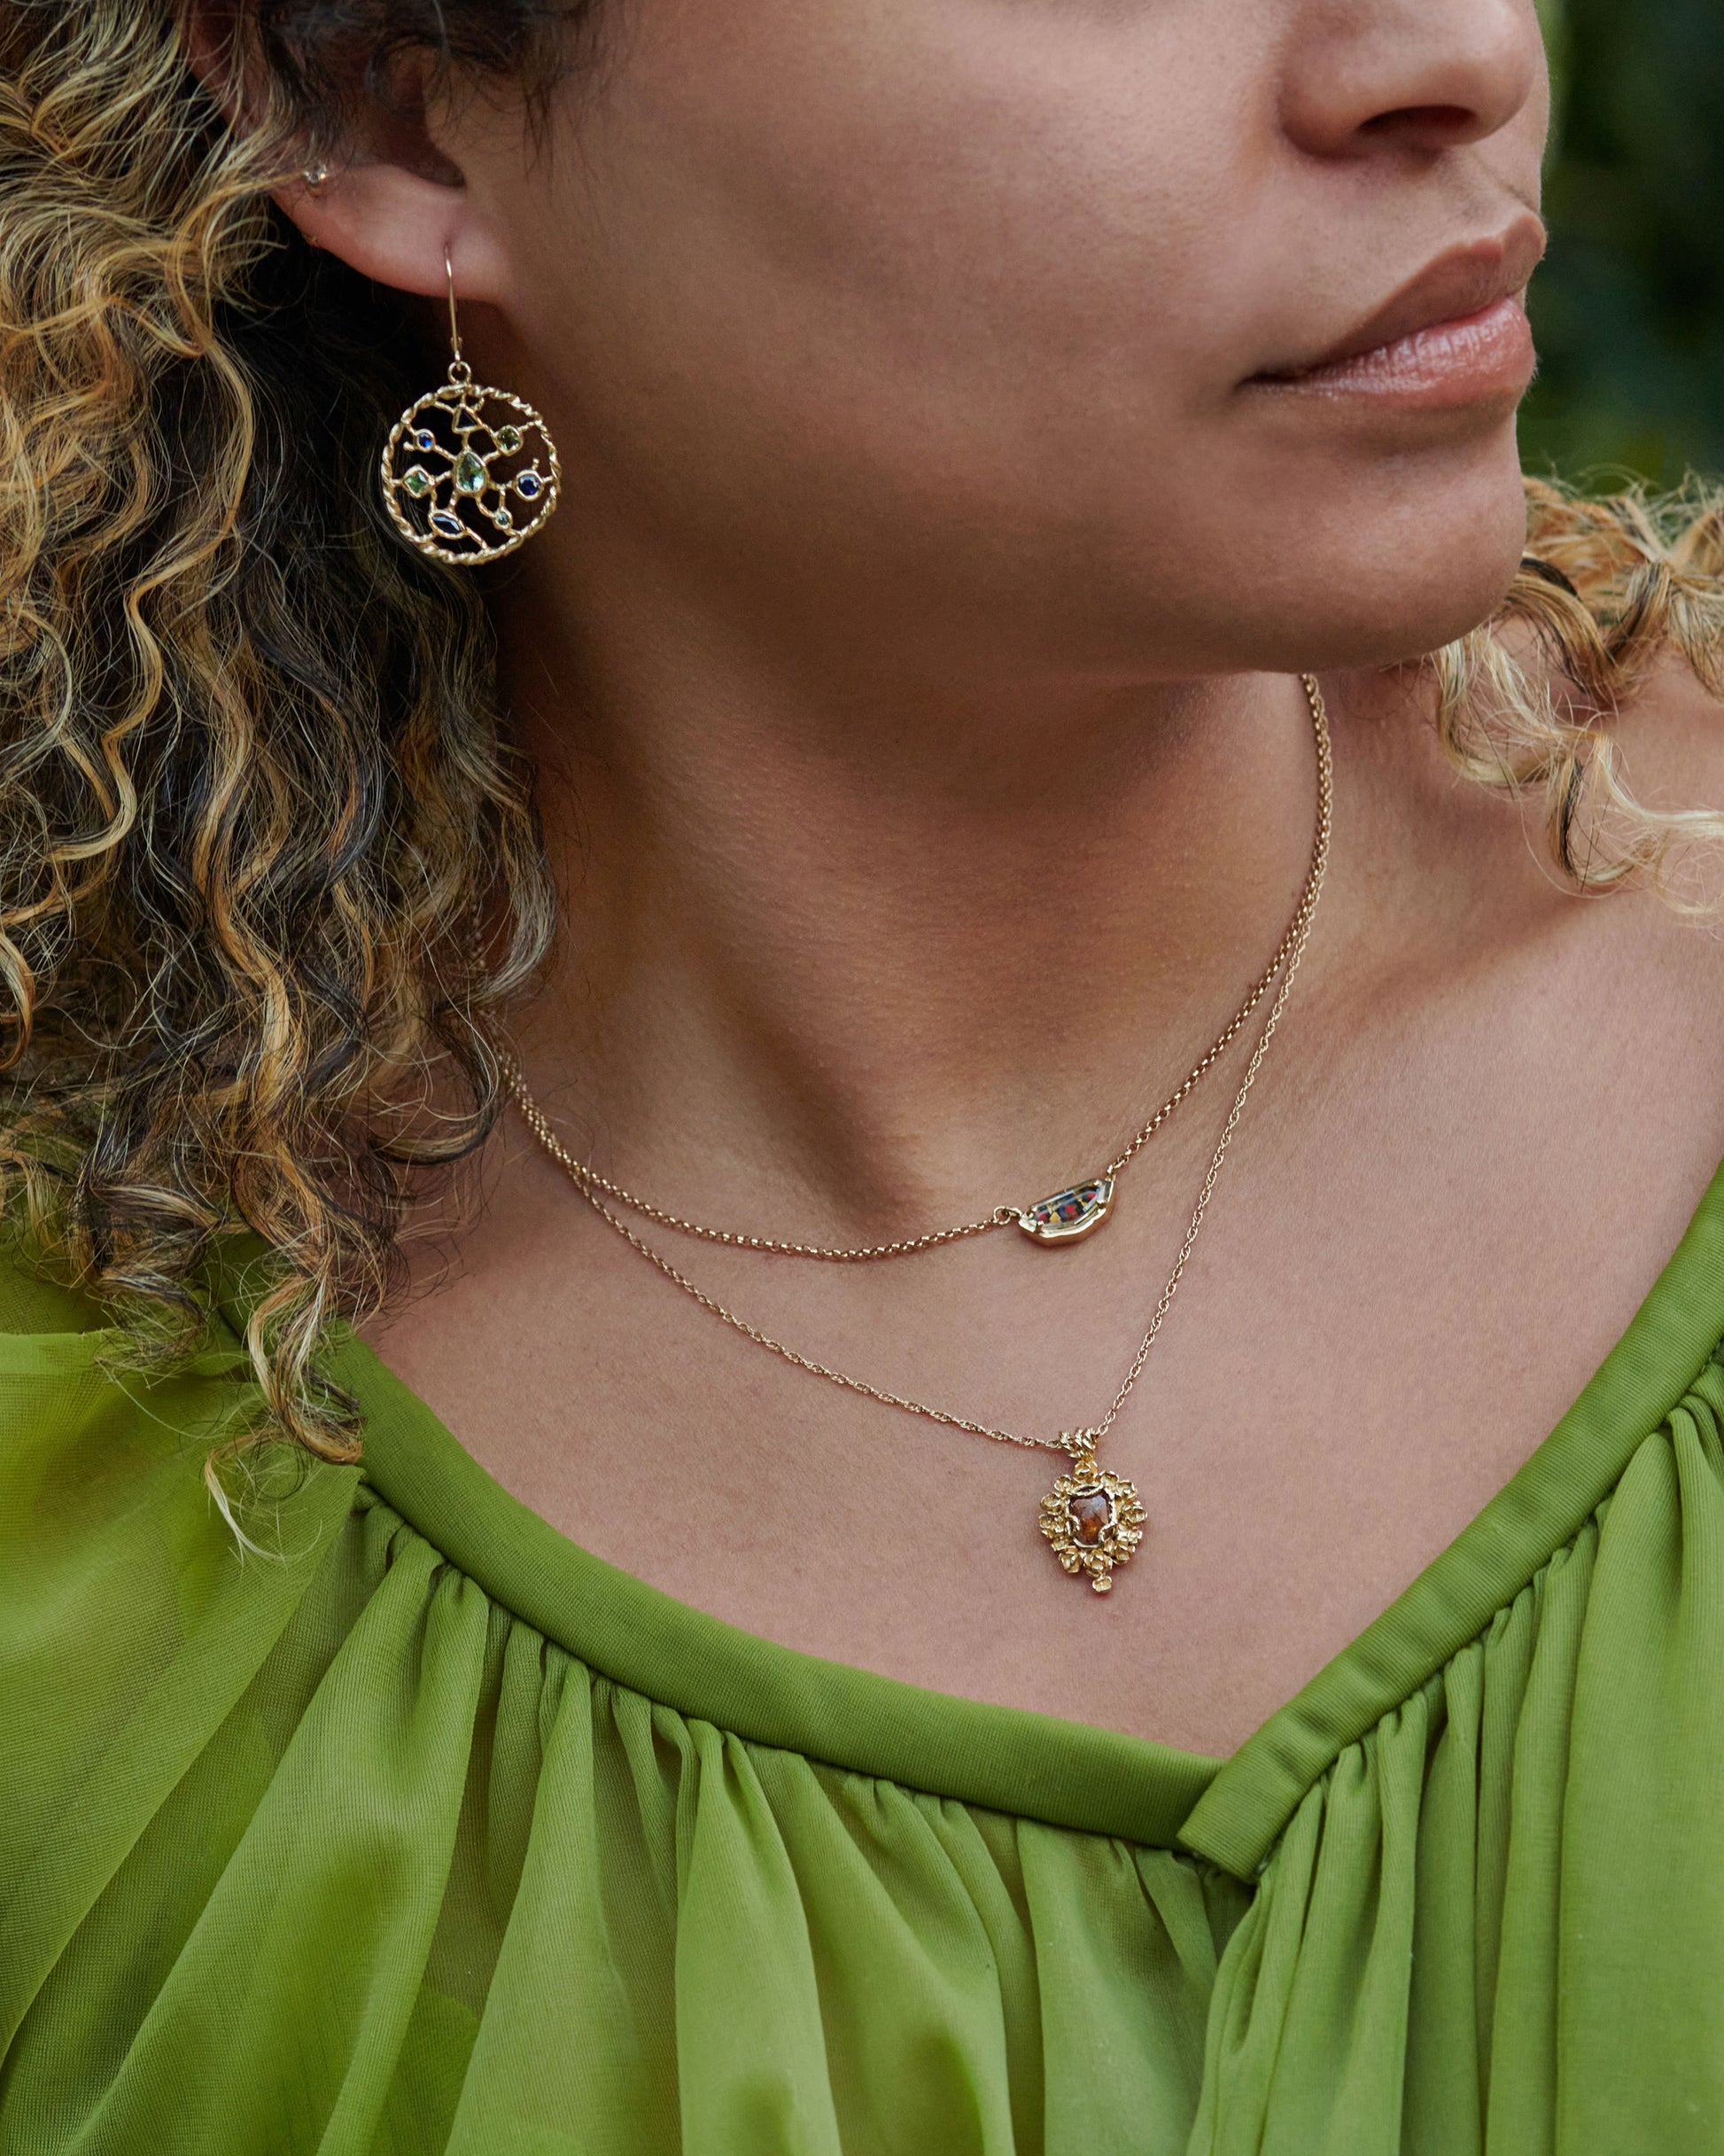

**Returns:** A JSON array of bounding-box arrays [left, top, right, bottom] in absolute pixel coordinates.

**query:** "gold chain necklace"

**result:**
[[545, 676, 1332, 1260], [506, 673, 1332, 1592]]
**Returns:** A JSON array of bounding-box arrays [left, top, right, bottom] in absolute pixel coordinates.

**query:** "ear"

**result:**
[[177, 0, 511, 304], [277, 160, 510, 306]]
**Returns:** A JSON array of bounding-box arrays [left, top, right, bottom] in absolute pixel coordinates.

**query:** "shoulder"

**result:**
[[0, 1231, 339, 1480], [0, 1232, 238, 1489], [0, 1230, 111, 1345], [0, 1230, 357, 1826], [0, 1236, 156, 1527], [0, 1234, 369, 2096], [0, 1232, 358, 1558]]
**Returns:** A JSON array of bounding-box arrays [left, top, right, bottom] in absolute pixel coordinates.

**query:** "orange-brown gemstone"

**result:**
[[1068, 1488, 1113, 1545]]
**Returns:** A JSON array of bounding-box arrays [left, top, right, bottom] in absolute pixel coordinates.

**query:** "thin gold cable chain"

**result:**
[[534, 674, 1332, 1263], [504, 673, 1332, 1463]]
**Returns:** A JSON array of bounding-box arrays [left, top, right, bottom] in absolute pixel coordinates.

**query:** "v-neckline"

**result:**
[[322, 1144, 1724, 1875]]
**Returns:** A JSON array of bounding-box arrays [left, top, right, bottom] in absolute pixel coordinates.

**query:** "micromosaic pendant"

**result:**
[[1038, 1452, 1147, 1592], [1018, 1176, 1116, 1244]]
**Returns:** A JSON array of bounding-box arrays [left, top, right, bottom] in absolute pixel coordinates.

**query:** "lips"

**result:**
[[1250, 214, 1547, 388]]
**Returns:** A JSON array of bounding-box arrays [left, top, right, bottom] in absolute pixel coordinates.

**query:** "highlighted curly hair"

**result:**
[[1, 0, 1722, 1481]]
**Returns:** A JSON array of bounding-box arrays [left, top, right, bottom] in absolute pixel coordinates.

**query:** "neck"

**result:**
[[493, 545, 1329, 1240]]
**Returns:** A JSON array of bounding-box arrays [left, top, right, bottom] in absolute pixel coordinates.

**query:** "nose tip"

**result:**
[[1280, 0, 1544, 160]]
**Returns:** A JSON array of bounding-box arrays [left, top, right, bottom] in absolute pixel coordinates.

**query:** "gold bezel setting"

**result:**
[[1018, 1176, 1116, 1244], [1038, 1453, 1147, 1592]]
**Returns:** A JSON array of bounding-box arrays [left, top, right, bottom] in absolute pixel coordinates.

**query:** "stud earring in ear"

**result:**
[[379, 252, 562, 566], [302, 165, 330, 192]]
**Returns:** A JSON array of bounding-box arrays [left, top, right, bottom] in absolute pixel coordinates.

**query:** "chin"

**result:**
[[1208, 432, 1535, 673], [1286, 545, 1527, 671]]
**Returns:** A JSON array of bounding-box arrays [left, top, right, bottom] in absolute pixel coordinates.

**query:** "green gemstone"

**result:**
[[403, 465, 432, 498], [495, 424, 523, 455], [453, 449, 487, 495]]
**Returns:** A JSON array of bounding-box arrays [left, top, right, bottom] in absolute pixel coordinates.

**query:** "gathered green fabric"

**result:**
[[5, 1167, 1724, 2154]]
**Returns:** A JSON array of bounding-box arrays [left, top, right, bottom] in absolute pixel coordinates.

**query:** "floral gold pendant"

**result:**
[[1039, 1452, 1147, 1592]]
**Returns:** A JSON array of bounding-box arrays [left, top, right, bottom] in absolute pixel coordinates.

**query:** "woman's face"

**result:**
[[442, 0, 1549, 683]]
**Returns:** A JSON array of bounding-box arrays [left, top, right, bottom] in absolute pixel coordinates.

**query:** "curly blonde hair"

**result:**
[[2, 0, 1722, 1480]]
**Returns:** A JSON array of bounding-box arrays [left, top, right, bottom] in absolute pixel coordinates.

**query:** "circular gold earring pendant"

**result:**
[[381, 357, 561, 565]]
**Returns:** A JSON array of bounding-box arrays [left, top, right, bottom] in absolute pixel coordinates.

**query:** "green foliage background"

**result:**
[[1526, 0, 1724, 485]]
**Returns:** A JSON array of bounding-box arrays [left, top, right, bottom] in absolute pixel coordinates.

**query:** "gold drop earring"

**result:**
[[379, 252, 562, 564]]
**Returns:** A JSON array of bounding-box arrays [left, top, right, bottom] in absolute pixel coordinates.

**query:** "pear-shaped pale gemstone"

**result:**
[[453, 448, 487, 495]]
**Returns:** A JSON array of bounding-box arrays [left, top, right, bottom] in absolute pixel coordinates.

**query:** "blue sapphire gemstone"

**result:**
[[429, 510, 464, 539], [415, 429, 437, 451], [515, 470, 542, 501]]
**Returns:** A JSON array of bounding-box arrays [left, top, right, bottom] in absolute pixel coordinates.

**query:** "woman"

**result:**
[[4, 0, 1723, 2146]]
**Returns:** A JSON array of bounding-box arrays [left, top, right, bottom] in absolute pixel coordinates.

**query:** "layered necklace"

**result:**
[[506, 673, 1332, 1593]]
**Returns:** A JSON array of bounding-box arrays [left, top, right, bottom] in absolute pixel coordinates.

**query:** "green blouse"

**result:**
[[5, 1162, 1724, 2155]]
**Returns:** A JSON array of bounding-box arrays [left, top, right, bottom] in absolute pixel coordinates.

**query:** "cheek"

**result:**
[[497, 0, 1539, 674], [507, 0, 1254, 536]]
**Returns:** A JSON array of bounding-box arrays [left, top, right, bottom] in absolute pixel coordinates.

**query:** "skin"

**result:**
[[217, 0, 1724, 1756]]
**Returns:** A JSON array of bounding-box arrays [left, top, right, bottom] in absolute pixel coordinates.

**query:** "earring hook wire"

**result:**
[[444, 249, 463, 364]]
